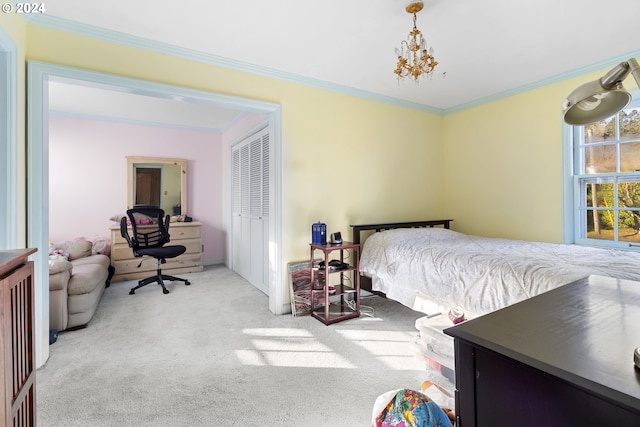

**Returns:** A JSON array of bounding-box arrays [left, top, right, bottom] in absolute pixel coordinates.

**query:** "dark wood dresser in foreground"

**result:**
[[0, 249, 37, 426], [445, 275, 640, 427]]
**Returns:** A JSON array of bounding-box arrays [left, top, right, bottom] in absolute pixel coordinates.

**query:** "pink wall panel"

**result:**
[[49, 115, 224, 264]]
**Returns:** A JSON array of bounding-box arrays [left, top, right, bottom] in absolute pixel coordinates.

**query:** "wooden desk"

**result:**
[[445, 275, 640, 427]]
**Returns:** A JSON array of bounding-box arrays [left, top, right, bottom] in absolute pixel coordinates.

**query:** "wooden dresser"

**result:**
[[110, 221, 203, 282], [0, 248, 37, 426], [445, 275, 640, 427]]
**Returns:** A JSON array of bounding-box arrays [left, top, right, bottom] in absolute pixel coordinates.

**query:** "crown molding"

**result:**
[[26, 14, 444, 115], [444, 49, 640, 115], [24, 15, 640, 117]]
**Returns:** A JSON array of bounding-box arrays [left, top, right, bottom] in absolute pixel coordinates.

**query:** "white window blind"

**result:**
[[232, 127, 270, 219]]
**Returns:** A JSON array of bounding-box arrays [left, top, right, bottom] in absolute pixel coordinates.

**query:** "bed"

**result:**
[[352, 219, 640, 319]]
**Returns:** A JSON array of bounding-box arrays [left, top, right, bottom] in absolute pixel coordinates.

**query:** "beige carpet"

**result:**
[[36, 265, 428, 426]]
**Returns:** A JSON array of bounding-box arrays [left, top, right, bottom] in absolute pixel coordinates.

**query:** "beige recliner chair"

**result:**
[[49, 240, 114, 331]]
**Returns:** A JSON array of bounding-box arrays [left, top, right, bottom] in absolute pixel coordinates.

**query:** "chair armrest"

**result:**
[[120, 216, 134, 247], [49, 260, 72, 292], [49, 259, 72, 275], [164, 214, 172, 240]]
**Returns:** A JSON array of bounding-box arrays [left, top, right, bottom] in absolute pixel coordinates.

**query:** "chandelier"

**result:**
[[394, 1, 438, 82]]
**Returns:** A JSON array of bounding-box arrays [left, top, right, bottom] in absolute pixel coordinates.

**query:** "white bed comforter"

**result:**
[[360, 228, 640, 317]]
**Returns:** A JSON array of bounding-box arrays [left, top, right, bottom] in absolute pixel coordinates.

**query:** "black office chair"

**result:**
[[120, 206, 191, 295]]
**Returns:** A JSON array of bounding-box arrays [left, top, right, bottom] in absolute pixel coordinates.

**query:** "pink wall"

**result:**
[[49, 115, 225, 264]]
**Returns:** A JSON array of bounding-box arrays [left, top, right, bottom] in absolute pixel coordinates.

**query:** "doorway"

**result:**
[[27, 62, 284, 368], [135, 167, 162, 207]]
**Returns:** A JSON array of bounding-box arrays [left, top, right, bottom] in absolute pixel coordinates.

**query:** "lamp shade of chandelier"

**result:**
[[394, 1, 438, 82]]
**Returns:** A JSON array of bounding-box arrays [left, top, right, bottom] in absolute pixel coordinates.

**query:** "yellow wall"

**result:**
[[442, 68, 640, 243], [442, 84, 566, 242], [24, 24, 445, 297], [283, 91, 444, 254]]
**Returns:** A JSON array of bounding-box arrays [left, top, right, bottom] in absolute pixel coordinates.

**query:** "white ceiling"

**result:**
[[43, 0, 640, 130]]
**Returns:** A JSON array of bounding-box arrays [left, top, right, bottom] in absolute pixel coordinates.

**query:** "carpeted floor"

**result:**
[[36, 265, 428, 426]]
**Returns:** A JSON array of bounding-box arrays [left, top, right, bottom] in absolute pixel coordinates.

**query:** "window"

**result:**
[[566, 95, 640, 248]]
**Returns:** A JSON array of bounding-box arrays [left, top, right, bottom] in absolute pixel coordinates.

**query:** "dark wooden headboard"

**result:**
[[350, 219, 453, 293], [351, 219, 453, 245]]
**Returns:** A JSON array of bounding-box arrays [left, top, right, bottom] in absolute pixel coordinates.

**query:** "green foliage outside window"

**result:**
[[585, 109, 640, 141], [581, 107, 640, 243]]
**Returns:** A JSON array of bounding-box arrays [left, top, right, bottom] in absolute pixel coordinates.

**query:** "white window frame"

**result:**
[[563, 90, 640, 249]]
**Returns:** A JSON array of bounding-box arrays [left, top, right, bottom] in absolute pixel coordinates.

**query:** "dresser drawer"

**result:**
[[112, 252, 202, 275], [111, 243, 134, 261], [180, 238, 202, 254], [111, 238, 200, 260], [111, 222, 201, 245], [168, 226, 200, 241]]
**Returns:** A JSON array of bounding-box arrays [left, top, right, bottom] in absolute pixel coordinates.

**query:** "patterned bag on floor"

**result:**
[[372, 389, 453, 427]]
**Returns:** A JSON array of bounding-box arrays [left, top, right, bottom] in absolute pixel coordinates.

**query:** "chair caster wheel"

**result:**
[[129, 289, 135, 295], [185, 281, 191, 286], [163, 289, 170, 294]]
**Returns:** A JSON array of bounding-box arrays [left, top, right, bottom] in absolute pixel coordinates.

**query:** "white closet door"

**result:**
[[231, 127, 269, 295]]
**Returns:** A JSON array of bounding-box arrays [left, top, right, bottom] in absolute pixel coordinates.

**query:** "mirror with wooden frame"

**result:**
[[127, 156, 187, 216]]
